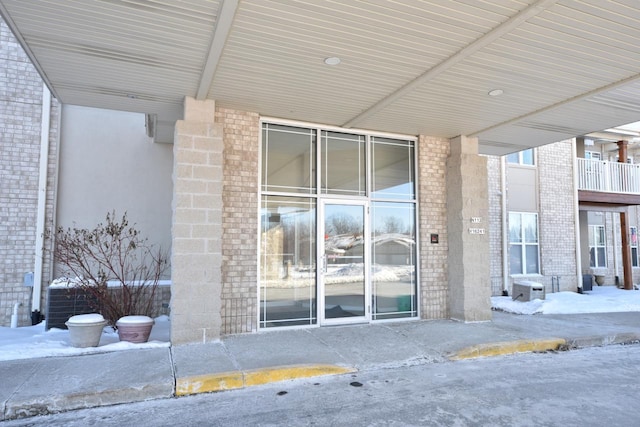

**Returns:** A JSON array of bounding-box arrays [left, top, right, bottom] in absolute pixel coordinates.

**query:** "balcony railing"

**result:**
[[577, 158, 640, 194]]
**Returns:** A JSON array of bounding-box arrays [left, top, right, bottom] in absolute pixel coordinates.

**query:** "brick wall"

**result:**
[[538, 140, 578, 291], [417, 135, 449, 319], [215, 108, 259, 334], [0, 18, 59, 326], [486, 155, 504, 295], [487, 141, 578, 295], [209, 118, 449, 330]]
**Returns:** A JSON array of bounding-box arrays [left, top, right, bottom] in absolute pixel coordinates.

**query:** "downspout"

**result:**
[[572, 138, 582, 292], [501, 156, 509, 295], [48, 100, 62, 286], [32, 83, 51, 322]]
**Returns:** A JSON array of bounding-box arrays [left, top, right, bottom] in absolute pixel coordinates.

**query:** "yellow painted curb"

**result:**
[[244, 364, 355, 387], [176, 372, 244, 396], [449, 338, 567, 361], [175, 364, 355, 396]]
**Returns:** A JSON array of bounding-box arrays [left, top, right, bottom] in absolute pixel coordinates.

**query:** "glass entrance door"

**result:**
[[319, 201, 369, 324]]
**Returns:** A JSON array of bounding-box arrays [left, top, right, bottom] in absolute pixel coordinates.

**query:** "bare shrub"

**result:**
[[51, 211, 169, 326]]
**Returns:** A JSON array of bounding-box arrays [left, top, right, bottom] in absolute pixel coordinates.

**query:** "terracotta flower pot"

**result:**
[[116, 315, 155, 343], [66, 313, 107, 348]]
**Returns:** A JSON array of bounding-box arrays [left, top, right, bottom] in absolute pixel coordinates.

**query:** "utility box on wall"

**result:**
[[512, 281, 545, 302]]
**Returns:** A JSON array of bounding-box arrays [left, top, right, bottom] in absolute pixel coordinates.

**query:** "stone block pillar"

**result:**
[[446, 136, 492, 322], [170, 97, 223, 344]]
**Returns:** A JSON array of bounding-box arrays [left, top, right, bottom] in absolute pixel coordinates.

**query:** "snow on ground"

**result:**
[[0, 315, 170, 362], [1, 286, 640, 362], [491, 285, 640, 315]]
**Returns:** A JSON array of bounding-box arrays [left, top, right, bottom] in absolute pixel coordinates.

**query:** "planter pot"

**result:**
[[594, 275, 606, 286], [116, 315, 154, 343], [66, 313, 107, 348]]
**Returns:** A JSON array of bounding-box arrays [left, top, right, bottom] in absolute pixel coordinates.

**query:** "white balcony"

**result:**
[[577, 158, 640, 195]]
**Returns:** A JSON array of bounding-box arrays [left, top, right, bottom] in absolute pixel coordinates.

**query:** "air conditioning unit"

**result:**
[[46, 287, 97, 330], [512, 281, 545, 302]]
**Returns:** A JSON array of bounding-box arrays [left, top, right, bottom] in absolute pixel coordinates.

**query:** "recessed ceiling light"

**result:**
[[324, 57, 341, 66], [488, 89, 504, 97]]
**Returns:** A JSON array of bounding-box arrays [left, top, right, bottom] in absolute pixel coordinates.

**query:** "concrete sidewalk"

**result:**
[[3, 311, 640, 421]]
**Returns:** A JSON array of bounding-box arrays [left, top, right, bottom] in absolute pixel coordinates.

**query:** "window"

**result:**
[[371, 137, 415, 200], [260, 121, 418, 327], [371, 201, 417, 320], [585, 151, 602, 161], [631, 226, 638, 268], [589, 225, 606, 268], [321, 131, 366, 196], [260, 196, 317, 328], [507, 149, 534, 166], [261, 124, 316, 194], [509, 212, 539, 275]]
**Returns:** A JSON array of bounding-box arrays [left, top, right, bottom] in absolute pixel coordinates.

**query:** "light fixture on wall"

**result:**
[[488, 89, 504, 97], [324, 57, 341, 66]]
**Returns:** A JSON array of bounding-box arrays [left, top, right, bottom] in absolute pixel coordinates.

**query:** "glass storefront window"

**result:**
[[321, 131, 366, 196], [260, 196, 316, 328], [371, 137, 415, 200], [371, 202, 416, 320], [261, 123, 316, 194], [260, 121, 418, 328]]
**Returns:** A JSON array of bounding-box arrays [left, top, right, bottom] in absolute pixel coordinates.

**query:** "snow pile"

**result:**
[[116, 315, 154, 325], [67, 313, 105, 324], [49, 277, 93, 288], [491, 285, 640, 315], [0, 315, 170, 362]]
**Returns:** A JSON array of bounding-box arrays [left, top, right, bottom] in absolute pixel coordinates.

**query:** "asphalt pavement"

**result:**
[[2, 311, 640, 421]]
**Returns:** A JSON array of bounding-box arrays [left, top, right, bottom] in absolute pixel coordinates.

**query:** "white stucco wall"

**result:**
[[57, 105, 173, 265]]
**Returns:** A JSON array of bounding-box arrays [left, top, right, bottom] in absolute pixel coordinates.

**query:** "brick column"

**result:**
[[446, 136, 492, 321], [170, 97, 223, 344], [418, 135, 450, 319]]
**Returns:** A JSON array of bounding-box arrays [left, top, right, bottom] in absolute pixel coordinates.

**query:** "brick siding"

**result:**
[[0, 18, 59, 326], [537, 141, 577, 291], [215, 108, 259, 334], [417, 135, 450, 319]]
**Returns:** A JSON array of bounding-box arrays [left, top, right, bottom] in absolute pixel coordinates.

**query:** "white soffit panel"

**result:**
[[2, 0, 640, 149]]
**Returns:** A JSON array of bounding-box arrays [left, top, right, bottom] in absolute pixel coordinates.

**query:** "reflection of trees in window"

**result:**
[[326, 213, 359, 235], [372, 215, 413, 235], [381, 216, 403, 234]]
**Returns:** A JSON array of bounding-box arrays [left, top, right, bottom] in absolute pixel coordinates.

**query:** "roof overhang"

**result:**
[[2, 0, 640, 153]]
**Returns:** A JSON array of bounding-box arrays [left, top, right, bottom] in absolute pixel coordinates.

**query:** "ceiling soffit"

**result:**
[[2, 0, 640, 152]]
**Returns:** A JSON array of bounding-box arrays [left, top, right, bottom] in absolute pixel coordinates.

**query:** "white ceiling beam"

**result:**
[[342, 0, 559, 129], [196, 0, 239, 100]]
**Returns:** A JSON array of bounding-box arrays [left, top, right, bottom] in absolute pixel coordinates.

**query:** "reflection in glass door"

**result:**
[[260, 121, 418, 329], [320, 202, 368, 324]]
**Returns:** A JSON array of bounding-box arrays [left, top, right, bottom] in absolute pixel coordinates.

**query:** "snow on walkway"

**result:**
[[2, 286, 639, 362]]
